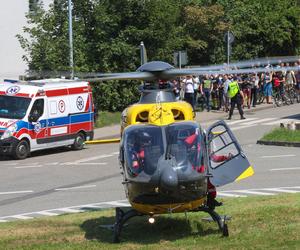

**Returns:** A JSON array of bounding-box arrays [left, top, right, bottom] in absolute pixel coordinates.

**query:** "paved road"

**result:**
[[0, 103, 299, 221]]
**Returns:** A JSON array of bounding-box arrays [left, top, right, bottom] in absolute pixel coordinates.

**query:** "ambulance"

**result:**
[[0, 79, 94, 159]]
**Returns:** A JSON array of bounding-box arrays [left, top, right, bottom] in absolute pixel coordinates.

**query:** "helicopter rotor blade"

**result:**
[[82, 72, 155, 82], [182, 56, 300, 72], [22, 56, 299, 82]]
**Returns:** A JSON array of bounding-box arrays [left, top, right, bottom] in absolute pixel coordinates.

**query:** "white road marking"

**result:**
[[263, 119, 297, 125], [36, 211, 58, 216], [0, 190, 33, 195], [261, 154, 296, 159], [263, 188, 300, 194], [2, 163, 19, 166], [15, 165, 44, 169], [112, 151, 119, 155], [231, 124, 256, 131], [67, 154, 114, 164], [103, 201, 130, 207], [230, 118, 278, 131], [58, 208, 81, 213], [74, 162, 107, 166], [55, 185, 96, 191], [226, 118, 258, 125], [233, 190, 275, 196], [2, 184, 300, 223], [47, 162, 60, 165], [270, 167, 300, 171], [243, 118, 277, 125], [10, 215, 33, 220], [81, 204, 102, 209], [217, 192, 247, 197]]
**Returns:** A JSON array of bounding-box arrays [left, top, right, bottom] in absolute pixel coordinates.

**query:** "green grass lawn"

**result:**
[[261, 128, 300, 142], [0, 194, 299, 249], [94, 111, 121, 128]]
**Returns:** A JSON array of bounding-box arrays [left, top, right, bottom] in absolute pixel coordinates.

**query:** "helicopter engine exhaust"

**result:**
[[159, 161, 178, 191]]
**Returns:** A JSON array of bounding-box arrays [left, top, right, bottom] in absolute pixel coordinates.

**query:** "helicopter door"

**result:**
[[206, 120, 254, 187]]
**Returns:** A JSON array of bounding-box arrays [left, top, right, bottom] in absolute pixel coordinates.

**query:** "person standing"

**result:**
[[295, 69, 300, 95], [225, 76, 246, 120], [193, 75, 200, 106], [182, 75, 195, 109], [262, 72, 273, 104], [200, 75, 213, 112], [217, 75, 224, 110], [222, 74, 231, 112], [251, 73, 259, 107]]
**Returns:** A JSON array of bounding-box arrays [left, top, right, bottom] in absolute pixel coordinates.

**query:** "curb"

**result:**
[[257, 140, 300, 147]]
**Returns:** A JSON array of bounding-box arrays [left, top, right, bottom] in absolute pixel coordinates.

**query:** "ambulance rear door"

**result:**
[[68, 86, 92, 136]]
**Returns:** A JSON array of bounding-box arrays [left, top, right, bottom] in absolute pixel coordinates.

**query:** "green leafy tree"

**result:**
[[181, 3, 229, 64], [217, 0, 300, 59], [18, 0, 300, 111]]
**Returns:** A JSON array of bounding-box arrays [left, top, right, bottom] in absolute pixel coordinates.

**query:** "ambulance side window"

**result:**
[[30, 99, 44, 119]]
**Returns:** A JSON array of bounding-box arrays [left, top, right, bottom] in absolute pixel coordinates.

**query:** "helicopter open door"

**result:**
[[206, 120, 254, 187]]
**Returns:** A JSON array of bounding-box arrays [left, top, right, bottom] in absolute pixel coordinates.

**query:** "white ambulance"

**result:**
[[0, 79, 94, 159]]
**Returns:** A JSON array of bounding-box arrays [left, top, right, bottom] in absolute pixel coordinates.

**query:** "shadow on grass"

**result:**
[[81, 212, 220, 244]]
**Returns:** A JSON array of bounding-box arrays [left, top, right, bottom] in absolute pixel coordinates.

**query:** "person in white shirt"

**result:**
[[182, 75, 195, 109]]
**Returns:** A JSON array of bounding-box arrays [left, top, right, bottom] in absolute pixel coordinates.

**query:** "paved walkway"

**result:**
[[93, 103, 273, 140]]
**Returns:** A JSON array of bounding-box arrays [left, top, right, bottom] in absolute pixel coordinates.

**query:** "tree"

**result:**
[[18, 0, 300, 111], [181, 3, 229, 64], [218, 0, 300, 59]]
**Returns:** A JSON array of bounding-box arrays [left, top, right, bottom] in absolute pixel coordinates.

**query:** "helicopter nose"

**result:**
[[160, 165, 178, 191]]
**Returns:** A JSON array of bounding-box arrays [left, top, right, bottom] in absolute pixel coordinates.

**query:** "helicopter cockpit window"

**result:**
[[124, 126, 164, 177], [208, 125, 239, 169], [165, 123, 203, 172]]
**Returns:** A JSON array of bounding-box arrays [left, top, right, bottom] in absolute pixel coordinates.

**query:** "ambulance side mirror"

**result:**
[[28, 113, 40, 123]]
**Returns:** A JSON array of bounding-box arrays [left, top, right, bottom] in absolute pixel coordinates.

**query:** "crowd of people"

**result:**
[[174, 62, 300, 120]]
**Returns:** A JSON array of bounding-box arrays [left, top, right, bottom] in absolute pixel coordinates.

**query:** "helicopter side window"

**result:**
[[208, 125, 239, 169], [125, 126, 163, 177], [166, 123, 203, 172]]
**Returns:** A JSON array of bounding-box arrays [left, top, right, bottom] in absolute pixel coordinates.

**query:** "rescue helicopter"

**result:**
[[82, 56, 299, 242]]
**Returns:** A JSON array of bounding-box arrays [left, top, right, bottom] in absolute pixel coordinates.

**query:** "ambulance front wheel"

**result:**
[[13, 140, 30, 160], [72, 132, 85, 150]]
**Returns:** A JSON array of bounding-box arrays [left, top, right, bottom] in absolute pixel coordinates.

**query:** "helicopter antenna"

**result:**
[[140, 41, 148, 66]]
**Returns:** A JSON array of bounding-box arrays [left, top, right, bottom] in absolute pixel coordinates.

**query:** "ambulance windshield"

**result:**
[[0, 95, 31, 119]]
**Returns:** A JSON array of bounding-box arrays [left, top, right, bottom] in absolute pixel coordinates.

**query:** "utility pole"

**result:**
[[227, 31, 230, 66], [224, 31, 234, 67], [178, 51, 182, 69], [68, 0, 74, 79]]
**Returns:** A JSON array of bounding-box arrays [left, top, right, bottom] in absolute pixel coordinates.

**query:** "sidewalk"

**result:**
[[93, 103, 273, 140]]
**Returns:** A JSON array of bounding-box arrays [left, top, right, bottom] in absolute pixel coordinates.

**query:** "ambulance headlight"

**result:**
[[1, 124, 17, 140]]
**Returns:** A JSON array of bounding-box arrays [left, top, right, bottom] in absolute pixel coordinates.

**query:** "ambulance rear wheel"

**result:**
[[72, 132, 85, 150], [13, 140, 30, 160]]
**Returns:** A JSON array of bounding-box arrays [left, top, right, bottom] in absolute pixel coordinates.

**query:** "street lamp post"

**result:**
[[68, 0, 74, 79]]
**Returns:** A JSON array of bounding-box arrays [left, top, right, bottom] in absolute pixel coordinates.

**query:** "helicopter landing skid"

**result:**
[[113, 207, 142, 243], [112, 205, 229, 243], [197, 206, 229, 237]]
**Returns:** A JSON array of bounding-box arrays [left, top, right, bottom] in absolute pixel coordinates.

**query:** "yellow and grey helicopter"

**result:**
[[85, 56, 299, 242]]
